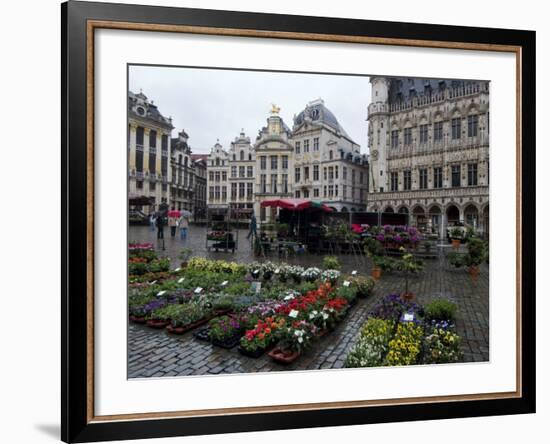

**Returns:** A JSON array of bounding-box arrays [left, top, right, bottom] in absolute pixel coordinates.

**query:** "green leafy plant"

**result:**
[[450, 227, 464, 240], [396, 247, 424, 295], [350, 276, 376, 298], [424, 298, 458, 322], [322, 256, 341, 270]]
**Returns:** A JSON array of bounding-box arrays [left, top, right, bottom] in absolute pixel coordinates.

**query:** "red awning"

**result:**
[[261, 198, 333, 212]]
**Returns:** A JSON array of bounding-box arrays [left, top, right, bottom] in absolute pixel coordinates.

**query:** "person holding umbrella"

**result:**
[[167, 207, 180, 238]]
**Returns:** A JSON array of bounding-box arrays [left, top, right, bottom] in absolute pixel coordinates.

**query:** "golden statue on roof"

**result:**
[[270, 103, 280, 115]]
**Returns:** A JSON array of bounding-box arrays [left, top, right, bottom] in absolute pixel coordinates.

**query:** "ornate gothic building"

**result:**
[[366, 77, 490, 239]]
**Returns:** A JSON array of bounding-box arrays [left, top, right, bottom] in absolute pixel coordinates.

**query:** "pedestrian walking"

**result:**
[[178, 213, 189, 240], [247, 213, 257, 240], [149, 212, 156, 232], [155, 212, 165, 240], [168, 207, 178, 238]]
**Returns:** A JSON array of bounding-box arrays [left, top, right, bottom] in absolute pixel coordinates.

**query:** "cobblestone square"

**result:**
[[128, 231, 489, 378]]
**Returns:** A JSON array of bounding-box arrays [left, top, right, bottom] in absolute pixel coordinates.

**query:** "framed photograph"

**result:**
[[62, 1, 535, 442]]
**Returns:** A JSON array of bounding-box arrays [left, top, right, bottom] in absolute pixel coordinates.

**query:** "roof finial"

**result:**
[[270, 103, 280, 115]]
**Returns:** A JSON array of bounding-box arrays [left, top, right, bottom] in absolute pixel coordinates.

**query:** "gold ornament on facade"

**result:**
[[270, 103, 280, 115]]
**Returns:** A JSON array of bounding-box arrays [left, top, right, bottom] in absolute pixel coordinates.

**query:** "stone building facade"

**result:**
[[253, 107, 294, 222], [170, 129, 194, 211], [128, 90, 208, 218], [292, 99, 368, 212], [228, 131, 256, 218], [128, 90, 173, 211], [206, 141, 230, 211], [191, 154, 207, 220], [366, 77, 490, 238]]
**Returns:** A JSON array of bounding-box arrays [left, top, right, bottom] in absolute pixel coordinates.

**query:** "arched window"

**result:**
[[240, 151, 244, 161], [215, 158, 220, 166], [329, 150, 333, 160]]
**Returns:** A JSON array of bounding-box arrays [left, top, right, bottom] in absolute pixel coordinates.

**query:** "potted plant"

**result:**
[[463, 237, 488, 279], [321, 269, 341, 285], [351, 275, 376, 298], [238, 317, 282, 358], [208, 315, 243, 348], [449, 227, 463, 249], [166, 303, 206, 334], [178, 248, 193, 268], [397, 247, 424, 302], [268, 320, 315, 364], [322, 255, 341, 270]]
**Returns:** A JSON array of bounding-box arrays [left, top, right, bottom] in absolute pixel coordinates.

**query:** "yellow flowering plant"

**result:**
[[385, 322, 424, 366]]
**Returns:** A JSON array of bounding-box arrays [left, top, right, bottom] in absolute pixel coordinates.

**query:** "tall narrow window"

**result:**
[[295, 141, 301, 154], [136, 126, 144, 147], [468, 163, 478, 186], [404, 128, 412, 145], [260, 156, 266, 170], [391, 172, 398, 191], [468, 115, 479, 137], [433, 167, 442, 188], [403, 170, 411, 190], [260, 174, 266, 193], [391, 130, 399, 148], [271, 174, 278, 193], [434, 121, 443, 141], [247, 166, 253, 177], [295, 167, 301, 182], [313, 165, 319, 181], [451, 118, 461, 140], [282, 174, 288, 193], [452, 165, 461, 187], [270, 155, 278, 170], [282, 155, 288, 170], [303, 139, 310, 152], [419, 124, 428, 144], [313, 137, 319, 151]]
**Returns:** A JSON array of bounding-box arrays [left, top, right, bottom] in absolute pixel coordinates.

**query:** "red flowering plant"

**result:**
[[239, 317, 284, 352], [323, 297, 349, 322], [276, 282, 336, 319]]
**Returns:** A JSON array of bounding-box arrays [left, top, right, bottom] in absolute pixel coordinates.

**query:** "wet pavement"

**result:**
[[127, 230, 489, 378]]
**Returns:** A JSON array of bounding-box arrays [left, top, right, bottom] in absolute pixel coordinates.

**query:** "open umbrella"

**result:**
[[167, 209, 181, 218], [180, 210, 192, 218]]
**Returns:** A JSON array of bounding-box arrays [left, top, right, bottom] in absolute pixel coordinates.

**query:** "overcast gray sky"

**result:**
[[129, 65, 371, 154]]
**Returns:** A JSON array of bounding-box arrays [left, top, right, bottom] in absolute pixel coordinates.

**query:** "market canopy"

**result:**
[[261, 198, 333, 212]]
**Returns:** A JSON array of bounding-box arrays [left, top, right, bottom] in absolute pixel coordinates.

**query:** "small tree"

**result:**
[[397, 246, 424, 297]]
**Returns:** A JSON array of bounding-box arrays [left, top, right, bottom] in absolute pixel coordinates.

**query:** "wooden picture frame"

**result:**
[[62, 1, 536, 442]]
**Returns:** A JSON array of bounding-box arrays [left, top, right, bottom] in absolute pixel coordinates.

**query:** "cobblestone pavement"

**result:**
[[128, 251, 489, 378]]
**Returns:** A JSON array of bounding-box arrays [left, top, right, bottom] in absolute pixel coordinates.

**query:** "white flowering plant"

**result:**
[[276, 320, 317, 353], [321, 269, 341, 285], [301, 267, 321, 282], [307, 309, 334, 332], [287, 265, 305, 282]]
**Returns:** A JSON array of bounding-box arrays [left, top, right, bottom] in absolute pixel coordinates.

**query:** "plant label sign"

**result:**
[[157, 290, 166, 296], [403, 313, 414, 321], [351, 270, 357, 276], [221, 280, 228, 287], [343, 280, 351, 287], [174, 267, 181, 272], [194, 287, 203, 294], [177, 277, 185, 283]]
